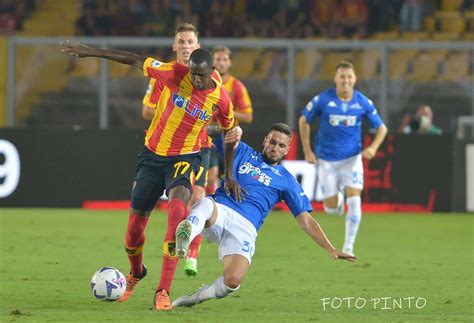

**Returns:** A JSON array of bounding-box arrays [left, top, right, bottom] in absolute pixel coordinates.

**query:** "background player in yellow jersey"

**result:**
[[142, 23, 201, 121], [184, 45, 254, 277], [60, 42, 244, 311]]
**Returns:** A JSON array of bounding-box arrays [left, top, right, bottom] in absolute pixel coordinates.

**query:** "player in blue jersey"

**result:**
[[170, 123, 356, 307], [298, 61, 388, 257]]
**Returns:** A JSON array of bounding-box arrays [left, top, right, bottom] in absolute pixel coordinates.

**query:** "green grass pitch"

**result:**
[[0, 209, 472, 322]]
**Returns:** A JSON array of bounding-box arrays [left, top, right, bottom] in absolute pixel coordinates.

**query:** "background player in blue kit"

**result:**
[[298, 61, 388, 257], [170, 123, 356, 307]]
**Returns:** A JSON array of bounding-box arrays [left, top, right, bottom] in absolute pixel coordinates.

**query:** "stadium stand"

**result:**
[[3, 0, 471, 133]]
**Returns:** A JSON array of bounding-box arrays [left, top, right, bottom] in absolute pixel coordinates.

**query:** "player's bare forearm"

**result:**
[[298, 116, 312, 153], [233, 110, 253, 124], [206, 123, 223, 139], [370, 124, 388, 151], [297, 212, 336, 253], [60, 41, 146, 69], [223, 141, 235, 179]]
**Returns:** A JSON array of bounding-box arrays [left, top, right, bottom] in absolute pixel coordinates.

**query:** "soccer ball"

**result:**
[[90, 267, 126, 301]]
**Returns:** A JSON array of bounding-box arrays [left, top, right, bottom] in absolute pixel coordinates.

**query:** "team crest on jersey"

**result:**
[[341, 103, 349, 112], [329, 114, 357, 127], [151, 60, 161, 67], [238, 162, 272, 186], [172, 93, 212, 121]]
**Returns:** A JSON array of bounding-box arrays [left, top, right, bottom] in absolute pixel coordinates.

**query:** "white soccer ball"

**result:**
[[90, 267, 126, 302]]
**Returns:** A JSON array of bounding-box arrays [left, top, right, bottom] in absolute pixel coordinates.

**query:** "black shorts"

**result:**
[[194, 148, 211, 187], [131, 147, 201, 211], [208, 146, 221, 169]]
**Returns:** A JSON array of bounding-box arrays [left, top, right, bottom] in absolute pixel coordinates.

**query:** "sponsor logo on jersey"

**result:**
[[350, 103, 362, 109], [329, 114, 357, 126], [327, 101, 337, 108], [341, 103, 349, 112], [172, 93, 212, 121], [238, 162, 272, 186]]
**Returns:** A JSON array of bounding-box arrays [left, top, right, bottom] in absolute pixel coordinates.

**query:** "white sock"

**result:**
[[196, 276, 239, 302], [323, 192, 345, 215], [186, 197, 214, 242], [344, 196, 362, 250]]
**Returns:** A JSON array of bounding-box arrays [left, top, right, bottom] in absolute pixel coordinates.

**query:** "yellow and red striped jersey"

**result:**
[[142, 58, 234, 156], [143, 62, 223, 109], [200, 75, 253, 148], [223, 75, 253, 120]]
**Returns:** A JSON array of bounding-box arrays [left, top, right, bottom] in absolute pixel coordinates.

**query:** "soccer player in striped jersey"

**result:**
[[60, 42, 244, 311], [183, 45, 255, 277], [141, 23, 222, 279]]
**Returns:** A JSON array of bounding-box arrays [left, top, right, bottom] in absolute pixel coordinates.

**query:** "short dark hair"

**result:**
[[190, 48, 213, 67], [175, 23, 198, 37], [213, 46, 232, 59], [335, 60, 355, 71], [268, 123, 293, 139]]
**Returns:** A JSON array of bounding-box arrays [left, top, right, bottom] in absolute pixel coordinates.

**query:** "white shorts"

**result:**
[[202, 202, 258, 265], [317, 154, 364, 199]]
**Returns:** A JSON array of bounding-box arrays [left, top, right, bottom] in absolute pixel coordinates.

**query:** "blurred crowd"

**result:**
[[73, 0, 472, 38], [1, 0, 473, 37], [0, 0, 36, 33]]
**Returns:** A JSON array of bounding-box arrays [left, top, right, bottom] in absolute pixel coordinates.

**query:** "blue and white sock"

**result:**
[[343, 196, 362, 251]]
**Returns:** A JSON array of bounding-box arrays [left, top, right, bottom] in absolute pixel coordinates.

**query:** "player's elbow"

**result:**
[[298, 115, 308, 128], [142, 105, 154, 120], [296, 212, 314, 230], [378, 124, 388, 136], [244, 114, 253, 124]]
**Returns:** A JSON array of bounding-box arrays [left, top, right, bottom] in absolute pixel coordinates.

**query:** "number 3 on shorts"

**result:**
[[241, 241, 253, 255], [173, 161, 190, 178]]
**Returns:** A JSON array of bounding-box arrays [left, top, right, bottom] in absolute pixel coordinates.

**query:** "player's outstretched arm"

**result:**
[[222, 127, 245, 202], [296, 212, 357, 262], [298, 116, 317, 164], [60, 41, 146, 70], [362, 124, 388, 160]]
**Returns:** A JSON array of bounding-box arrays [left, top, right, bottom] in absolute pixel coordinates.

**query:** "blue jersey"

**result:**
[[212, 137, 312, 231], [300, 88, 384, 161]]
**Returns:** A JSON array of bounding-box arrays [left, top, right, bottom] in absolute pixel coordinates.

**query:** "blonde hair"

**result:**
[[213, 46, 232, 59], [175, 23, 198, 37]]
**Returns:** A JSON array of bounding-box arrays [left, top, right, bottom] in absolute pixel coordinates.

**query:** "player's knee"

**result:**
[[163, 241, 177, 260], [131, 208, 151, 217], [223, 274, 242, 289], [323, 204, 339, 214]]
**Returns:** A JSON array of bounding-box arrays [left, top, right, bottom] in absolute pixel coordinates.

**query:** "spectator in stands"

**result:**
[[398, 104, 443, 135], [335, 0, 369, 38], [75, 3, 107, 36], [202, 0, 233, 37], [399, 0, 426, 32], [368, 0, 399, 32], [173, 0, 200, 32], [461, 0, 474, 11], [109, 0, 141, 36], [143, 0, 176, 36], [309, 0, 339, 38]]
